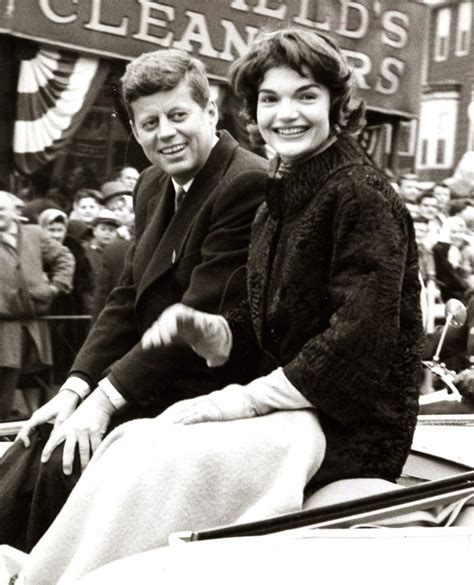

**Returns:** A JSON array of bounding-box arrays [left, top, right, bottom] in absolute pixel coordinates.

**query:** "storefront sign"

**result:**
[[8, 0, 428, 118]]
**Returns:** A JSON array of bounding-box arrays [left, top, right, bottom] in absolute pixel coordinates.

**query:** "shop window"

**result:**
[[435, 138, 446, 165], [397, 120, 417, 156], [417, 94, 458, 170], [434, 8, 451, 61], [420, 139, 428, 167], [456, 1, 471, 56]]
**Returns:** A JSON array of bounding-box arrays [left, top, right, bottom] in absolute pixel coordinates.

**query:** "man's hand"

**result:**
[[142, 303, 231, 367], [41, 388, 116, 475], [16, 390, 80, 448]]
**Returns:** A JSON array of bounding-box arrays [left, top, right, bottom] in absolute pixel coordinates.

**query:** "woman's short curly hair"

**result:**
[[229, 27, 365, 136]]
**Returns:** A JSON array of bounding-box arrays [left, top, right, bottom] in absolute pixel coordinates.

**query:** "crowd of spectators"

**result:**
[[0, 167, 139, 416], [1, 160, 473, 418], [393, 173, 474, 307]]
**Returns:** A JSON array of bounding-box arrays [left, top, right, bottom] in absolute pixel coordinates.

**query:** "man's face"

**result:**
[[432, 185, 451, 209], [106, 195, 134, 226], [400, 178, 420, 203], [419, 196, 439, 221], [131, 80, 217, 185], [0, 193, 16, 232], [74, 197, 101, 224], [414, 221, 428, 246], [46, 221, 67, 244], [93, 222, 117, 247], [119, 167, 139, 191]]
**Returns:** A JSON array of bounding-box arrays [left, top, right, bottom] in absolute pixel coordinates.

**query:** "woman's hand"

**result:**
[[142, 303, 232, 367], [159, 369, 314, 426], [158, 384, 259, 425]]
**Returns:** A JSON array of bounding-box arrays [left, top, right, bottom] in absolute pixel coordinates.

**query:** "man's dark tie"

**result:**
[[175, 185, 186, 211]]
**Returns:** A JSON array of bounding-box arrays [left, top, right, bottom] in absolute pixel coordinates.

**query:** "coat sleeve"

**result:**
[[106, 169, 266, 404], [71, 165, 266, 401], [283, 181, 420, 422]]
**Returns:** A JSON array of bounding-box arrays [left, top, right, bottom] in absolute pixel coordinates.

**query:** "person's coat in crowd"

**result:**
[[432, 241, 468, 302], [49, 235, 94, 384], [0, 223, 74, 370], [70, 131, 268, 408]]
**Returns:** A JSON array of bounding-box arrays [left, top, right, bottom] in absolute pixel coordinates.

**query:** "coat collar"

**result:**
[[265, 135, 369, 219]]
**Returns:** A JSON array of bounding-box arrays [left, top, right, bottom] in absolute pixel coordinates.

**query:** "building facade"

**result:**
[[416, 0, 474, 183]]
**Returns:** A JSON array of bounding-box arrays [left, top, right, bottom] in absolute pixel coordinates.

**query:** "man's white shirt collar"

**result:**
[[170, 134, 219, 197]]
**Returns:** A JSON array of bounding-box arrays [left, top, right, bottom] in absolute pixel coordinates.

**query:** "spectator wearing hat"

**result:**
[[38, 210, 95, 382], [100, 181, 134, 241], [84, 210, 121, 318], [0, 193, 74, 419], [96, 182, 135, 320]]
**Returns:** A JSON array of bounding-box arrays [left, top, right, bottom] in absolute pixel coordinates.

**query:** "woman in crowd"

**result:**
[[9, 28, 423, 584], [37, 210, 94, 383]]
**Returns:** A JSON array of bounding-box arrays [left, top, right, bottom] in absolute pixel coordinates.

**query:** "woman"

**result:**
[[37, 209, 94, 383], [10, 28, 423, 584]]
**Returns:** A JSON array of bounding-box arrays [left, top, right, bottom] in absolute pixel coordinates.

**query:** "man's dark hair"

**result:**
[[121, 49, 210, 120], [74, 189, 102, 204]]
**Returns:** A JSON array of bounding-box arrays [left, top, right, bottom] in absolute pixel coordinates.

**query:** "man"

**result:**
[[0, 192, 74, 418], [69, 189, 103, 225], [0, 48, 267, 551], [422, 295, 474, 411], [432, 182, 451, 219], [117, 166, 140, 191], [100, 180, 135, 240], [399, 173, 421, 220]]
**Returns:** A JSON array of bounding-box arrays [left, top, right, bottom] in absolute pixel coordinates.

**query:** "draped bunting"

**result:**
[[13, 47, 109, 175]]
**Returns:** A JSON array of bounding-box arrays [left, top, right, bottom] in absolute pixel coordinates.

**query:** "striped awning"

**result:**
[[13, 47, 109, 175]]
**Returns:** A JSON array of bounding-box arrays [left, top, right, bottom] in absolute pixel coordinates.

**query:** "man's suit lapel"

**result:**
[[136, 131, 238, 303]]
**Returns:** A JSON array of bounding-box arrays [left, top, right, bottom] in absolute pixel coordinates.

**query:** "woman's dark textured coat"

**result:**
[[228, 135, 424, 491]]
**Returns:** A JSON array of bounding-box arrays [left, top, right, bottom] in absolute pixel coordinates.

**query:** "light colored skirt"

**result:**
[[20, 409, 325, 585]]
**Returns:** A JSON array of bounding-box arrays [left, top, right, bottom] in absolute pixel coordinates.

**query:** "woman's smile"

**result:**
[[257, 66, 331, 163], [273, 126, 309, 137]]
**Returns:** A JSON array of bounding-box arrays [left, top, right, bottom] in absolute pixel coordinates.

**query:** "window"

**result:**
[[421, 139, 428, 166], [397, 120, 417, 156], [434, 8, 451, 61], [416, 93, 459, 170], [456, 1, 472, 56], [436, 138, 446, 164]]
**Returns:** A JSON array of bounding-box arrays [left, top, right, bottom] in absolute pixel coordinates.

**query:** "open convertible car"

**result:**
[[0, 303, 473, 584]]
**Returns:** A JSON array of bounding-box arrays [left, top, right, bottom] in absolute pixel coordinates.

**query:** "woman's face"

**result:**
[[256, 66, 331, 163]]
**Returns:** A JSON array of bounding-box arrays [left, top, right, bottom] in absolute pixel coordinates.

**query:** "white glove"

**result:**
[[159, 368, 314, 425], [142, 303, 232, 367]]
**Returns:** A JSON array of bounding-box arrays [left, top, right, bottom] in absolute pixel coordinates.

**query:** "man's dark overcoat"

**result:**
[[71, 130, 268, 407], [0, 131, 267, 551]]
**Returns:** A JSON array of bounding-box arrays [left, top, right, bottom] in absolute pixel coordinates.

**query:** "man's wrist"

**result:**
[[98, 377, 128, 411], [60, 376, 91, 401]]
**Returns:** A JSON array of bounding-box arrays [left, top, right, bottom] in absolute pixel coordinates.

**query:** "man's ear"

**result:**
[[130, 120, 139, 143], [208, 100, 218, 125]]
